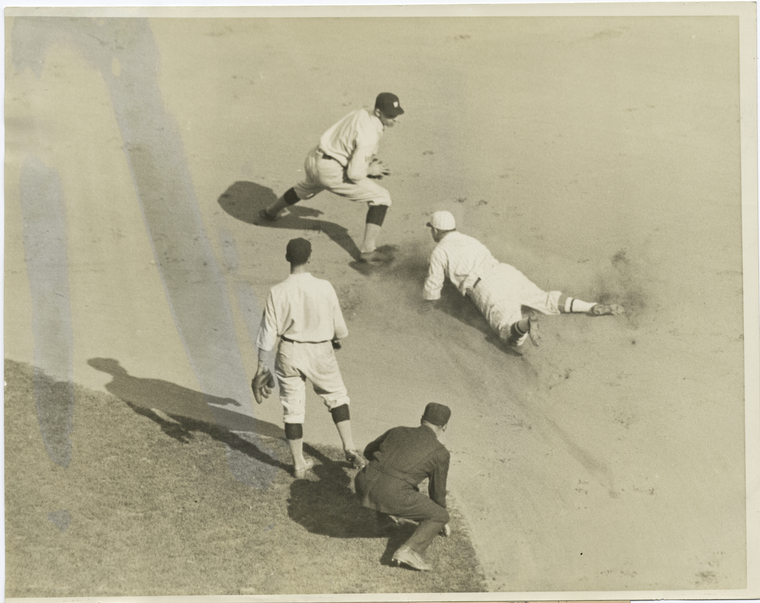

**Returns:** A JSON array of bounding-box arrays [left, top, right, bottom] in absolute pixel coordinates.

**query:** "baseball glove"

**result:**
[[251, 368, 276, 405], [367, 157, 390, 179]]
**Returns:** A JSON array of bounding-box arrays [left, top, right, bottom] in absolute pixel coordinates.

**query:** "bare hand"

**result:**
[[367, 157, 390, 179]]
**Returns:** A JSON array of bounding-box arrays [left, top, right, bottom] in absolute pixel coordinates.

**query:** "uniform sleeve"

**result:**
[[363, 429, 392, 461], [255, 292, 279, 352], [329, 284, 349, 340], [423, 248, 447, 301], [427, 447, 450, 508]]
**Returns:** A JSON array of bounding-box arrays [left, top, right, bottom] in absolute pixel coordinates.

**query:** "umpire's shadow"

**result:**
[[218, 181, 362, 260], [87, 357, 288, 471], [287, 445, 415, 552]]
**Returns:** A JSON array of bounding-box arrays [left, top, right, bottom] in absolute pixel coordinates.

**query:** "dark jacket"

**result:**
[[355, 424, 450, 513]]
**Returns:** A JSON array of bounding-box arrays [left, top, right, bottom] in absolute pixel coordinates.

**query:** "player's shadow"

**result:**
[[87, 357, 287, 470], [217, 181, 362, 260]]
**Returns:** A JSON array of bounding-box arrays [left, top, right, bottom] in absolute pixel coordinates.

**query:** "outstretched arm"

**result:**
[[423, 250, 446, 301]]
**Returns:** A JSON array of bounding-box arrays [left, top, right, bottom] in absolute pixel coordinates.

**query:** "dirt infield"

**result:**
[[4, 8, 757, 599]]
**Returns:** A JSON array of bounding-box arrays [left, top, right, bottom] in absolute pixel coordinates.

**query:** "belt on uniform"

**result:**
[[281, 336, 330, 344], [467, 277, 482, 296], [318, 148, 340, 163]]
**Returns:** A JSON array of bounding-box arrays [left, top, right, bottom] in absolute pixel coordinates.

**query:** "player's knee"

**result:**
[[284, 423, 303, 440], [330, 403, 350, 424], [366, 204, 389, 226], [432, 506, 450, 524], [283, 187, 301, 206]]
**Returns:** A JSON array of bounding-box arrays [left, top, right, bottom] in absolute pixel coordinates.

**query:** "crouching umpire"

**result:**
[[355, 403, 452, 571]]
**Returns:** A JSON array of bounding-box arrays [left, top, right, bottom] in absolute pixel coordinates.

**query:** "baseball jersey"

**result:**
[[319, 109, 384, 182], [423, 231, 500, 301], [256, 272, 348, 352]]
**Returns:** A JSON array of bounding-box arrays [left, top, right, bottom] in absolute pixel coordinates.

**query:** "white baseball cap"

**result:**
[[426, 210, 456, 231]]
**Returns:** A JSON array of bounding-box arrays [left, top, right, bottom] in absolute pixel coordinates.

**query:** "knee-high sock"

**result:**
[[560, 294, 595, 313]]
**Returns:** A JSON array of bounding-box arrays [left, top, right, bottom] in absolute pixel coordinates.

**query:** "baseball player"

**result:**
[[253, 238, 365, 478], [354, 403, 452, 572], [423, 211, 624, 350], [258, 93, 404, 263]]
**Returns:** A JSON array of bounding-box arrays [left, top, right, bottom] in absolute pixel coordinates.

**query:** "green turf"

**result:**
[[4, 358, 487, 597]]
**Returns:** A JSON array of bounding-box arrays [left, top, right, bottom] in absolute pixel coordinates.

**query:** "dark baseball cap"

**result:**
[[422, 402, 451, 427], [375, 92, 404, 117], [285, 238, 312, 265]]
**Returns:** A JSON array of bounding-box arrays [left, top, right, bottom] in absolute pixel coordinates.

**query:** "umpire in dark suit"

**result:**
[[354, 403, 452, 571]]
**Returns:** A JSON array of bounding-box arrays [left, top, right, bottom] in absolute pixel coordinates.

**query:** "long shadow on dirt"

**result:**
[[217, 180, 362, 260], [87, 357, 287, 471]]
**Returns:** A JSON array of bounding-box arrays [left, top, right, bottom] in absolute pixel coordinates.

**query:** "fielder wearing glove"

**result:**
[[251, 367, 276, 405], [367, 157, 390, 179]]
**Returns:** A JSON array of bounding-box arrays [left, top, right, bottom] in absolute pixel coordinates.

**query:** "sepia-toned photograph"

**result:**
[[4, 2, 759, 601]]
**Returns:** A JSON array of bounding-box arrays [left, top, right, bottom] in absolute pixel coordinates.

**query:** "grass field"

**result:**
[[4, 358, 487, 597]]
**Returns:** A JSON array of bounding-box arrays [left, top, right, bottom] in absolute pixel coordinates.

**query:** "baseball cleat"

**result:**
[[589, 303, 625, 316], [345, 449, 367, 470], [258, 208, 280, 222], [293, 458, 314, 479], [528, 311, 541, 346], [358, 245, 398, 264], [391, 546, 433, 571]]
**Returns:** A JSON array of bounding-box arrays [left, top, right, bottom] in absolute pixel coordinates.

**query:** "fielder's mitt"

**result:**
[[367, 157, 390, 179], [251, 368, 276, 405]]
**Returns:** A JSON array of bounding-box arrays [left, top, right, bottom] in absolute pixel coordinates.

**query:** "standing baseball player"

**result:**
[[258, 93, 404, 263], [253, 238, 365, 478], [354, 403, 452, 572], [423, 211, 624, 351]]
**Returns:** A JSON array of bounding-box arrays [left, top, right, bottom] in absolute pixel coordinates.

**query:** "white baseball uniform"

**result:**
[[257, 272, 350, 423], [293, 108, 392, 207], [423, 231, 563, 345]]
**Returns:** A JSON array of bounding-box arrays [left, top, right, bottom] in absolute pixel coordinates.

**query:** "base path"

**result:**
[[4, 11, 756, 597]]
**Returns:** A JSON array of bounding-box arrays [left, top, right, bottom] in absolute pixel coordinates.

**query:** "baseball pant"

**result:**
[[293, 147, 392, 207], [468, 263, 562, 345], [275, 339, 350, 424]]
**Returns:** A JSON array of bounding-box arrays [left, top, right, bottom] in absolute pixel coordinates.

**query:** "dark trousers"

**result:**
[[379, 498, 449, 554]]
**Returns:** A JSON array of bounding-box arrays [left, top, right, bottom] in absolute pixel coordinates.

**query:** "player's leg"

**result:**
[[557, 293, 625, 316], [501, 311, 541, 347], [330, 403, 366, 469], [359, 203, 390, 259], [260, 148, 323, 220], [259, 187, 303, 221], [306, 343, 365, 468], [323, 176, 393, 257], [284, 423, 313, 479], [469, 265, 539, 347], [557, 292, 625, 316], [275, 345, 312, 477]]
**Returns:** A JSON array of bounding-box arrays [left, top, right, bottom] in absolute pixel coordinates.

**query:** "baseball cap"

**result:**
[[285, 238, 312, 264], [422, 402, 452, 427], [375, 92, 404, 117], [426, 210, 456, 231]]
